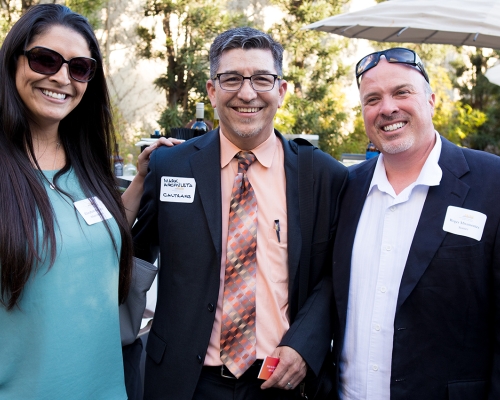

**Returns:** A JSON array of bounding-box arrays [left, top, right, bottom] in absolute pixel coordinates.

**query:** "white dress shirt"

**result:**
[[339, 132, 443, 400]]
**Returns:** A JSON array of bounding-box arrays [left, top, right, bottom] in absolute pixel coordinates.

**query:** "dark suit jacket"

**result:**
[[332, 137, 500, 400], [133, 129, 348, 399]]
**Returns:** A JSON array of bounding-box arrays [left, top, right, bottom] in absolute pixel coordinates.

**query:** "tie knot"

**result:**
[[236, 151, 256, 174]]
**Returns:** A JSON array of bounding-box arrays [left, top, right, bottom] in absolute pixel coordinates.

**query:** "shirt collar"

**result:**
[[369, 131, 442, 197], [219, 128, 276, 169]]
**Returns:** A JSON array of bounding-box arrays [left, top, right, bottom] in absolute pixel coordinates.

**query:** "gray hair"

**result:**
[[209, 27, 283, 79], [423, 79, 433, 99]]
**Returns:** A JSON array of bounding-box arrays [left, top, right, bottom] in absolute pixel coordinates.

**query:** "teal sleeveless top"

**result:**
[[0, 169, 127, 399]]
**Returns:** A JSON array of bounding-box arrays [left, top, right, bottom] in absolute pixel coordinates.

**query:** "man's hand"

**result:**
[[122, 137, 184, 226], [260, 346, 307, 391], [137, 137, 184, 178]]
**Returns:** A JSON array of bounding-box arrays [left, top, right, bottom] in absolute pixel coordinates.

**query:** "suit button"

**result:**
[[207, 303, 215, 312], [197, 355, 202, 364]]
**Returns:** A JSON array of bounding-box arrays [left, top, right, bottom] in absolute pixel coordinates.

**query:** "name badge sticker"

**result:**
[[442, 206, 487, 241], [74, 197, 113, 225], [160, 176, 196, 203]]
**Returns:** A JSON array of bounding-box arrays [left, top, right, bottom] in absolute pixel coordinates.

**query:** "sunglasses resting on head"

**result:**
[[355, 47, 429, 88], [23, 46, 97, 83]]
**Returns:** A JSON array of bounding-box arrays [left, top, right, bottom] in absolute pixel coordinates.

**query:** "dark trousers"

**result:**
[[192, 364, 298, 400], [122, 338, 144, 400]]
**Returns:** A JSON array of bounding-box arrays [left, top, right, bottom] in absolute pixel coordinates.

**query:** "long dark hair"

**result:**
[[0, 4, 132, 310]]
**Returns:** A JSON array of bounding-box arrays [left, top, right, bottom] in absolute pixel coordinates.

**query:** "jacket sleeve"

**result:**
[[132, 150, 160, 264], [489, 219, 500, 398], [280, 151, 348, 376]]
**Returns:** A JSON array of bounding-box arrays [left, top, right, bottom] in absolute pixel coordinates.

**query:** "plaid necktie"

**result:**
[[220, 151, 258, 378]]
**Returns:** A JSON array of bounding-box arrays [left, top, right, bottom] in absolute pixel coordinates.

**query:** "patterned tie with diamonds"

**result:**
[[220, 151, 258, 378]]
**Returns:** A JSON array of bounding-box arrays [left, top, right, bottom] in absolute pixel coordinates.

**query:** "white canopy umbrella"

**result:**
[[304, 0, 500, 50], [485, 64, 500, 86]]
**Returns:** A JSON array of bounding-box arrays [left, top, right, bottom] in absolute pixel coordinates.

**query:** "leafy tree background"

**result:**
[[2, 0, 500, 158], [267, 0, 354, 159], [451, 48, 500, 153], [136, 0, 247, 133]]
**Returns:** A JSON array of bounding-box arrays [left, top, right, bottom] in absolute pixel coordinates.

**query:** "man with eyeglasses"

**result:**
[[133, 27, 348, 399], [331, 47, 500, 399]]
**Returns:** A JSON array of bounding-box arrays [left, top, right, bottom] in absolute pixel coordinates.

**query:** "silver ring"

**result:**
[[286, 382, 293, 389]]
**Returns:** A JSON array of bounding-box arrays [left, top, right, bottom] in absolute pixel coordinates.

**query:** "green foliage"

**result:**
[[268, 0, 352, 158], [65, 0, 105, 28], [446, 102, 487, 144], [426, 63, 460, 144], [0, 0, 27, 43], [0, 15, 14, 44], [112, 99, 141, 159], [342, 106, 369, 155], [0, 0, 105, 44], [136, 0, 247, 132], [451, 48, 500, 154], [157, 106, 184, 134]]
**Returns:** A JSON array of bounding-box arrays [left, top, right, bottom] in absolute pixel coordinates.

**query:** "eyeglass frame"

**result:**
[[212, 73, 282, 92], [355, 47, 429, 88], [23, 46, 97, 83]]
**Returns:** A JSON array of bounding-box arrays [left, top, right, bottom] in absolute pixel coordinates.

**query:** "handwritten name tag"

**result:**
[[160, 176, 196, 203], [442, 206, 486, 241], [74, 197, 112, 225]]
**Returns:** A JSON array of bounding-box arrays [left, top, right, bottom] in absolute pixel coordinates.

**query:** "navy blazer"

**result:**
[[332, 137, 500, 400], [133, 129, 348, 399]]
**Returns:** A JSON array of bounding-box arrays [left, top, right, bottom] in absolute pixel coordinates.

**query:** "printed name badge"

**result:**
[[74, 197, 113, 225], [442, 206, 487, 241], [160, 176, 196, 203]]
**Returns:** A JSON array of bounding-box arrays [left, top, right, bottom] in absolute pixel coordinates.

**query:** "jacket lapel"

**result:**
[[333, 159, 376, 327], [189, 130, 223, 259], [281, 133, 302, 299], [396, 138, 470, 312]]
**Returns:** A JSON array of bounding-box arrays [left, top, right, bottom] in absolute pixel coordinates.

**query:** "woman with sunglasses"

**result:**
[[0, 4, 178, 399]]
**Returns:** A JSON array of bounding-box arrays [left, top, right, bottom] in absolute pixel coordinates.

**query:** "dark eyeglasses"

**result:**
[[212, 73, 282, 92], [23, 46, 97, 83], [355, 47, 429, 88]]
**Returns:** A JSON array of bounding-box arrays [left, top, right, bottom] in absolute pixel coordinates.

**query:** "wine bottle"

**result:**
[[151, 129, 161, 139], [192, 103, 208, 136], [213, 108, 220, 129], [366, 141, 380, 160], [113, 143, 124, 176]]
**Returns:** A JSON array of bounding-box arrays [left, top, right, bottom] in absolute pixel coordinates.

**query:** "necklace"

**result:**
[[49, 142, 61, 190]]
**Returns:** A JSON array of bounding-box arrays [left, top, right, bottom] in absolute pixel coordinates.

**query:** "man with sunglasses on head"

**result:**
[[331, 47, 500, 400], [133, 27, 347, 399]]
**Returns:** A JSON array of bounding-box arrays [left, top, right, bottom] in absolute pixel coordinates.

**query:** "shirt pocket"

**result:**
[[266, 228, 289, 283]]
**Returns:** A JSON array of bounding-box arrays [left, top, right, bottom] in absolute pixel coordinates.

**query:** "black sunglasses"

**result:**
[[355, 47, 429, 88], [23, 46, 97, 83]]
